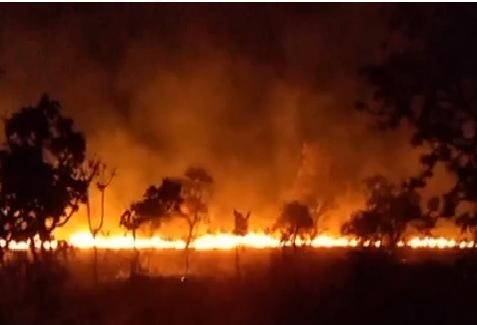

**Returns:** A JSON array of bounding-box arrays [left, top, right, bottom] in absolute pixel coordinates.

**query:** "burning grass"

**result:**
[[3, 232, 476, 251]]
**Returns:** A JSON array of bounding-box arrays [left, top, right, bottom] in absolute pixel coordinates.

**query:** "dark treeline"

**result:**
[[343, 5, 477, 246]]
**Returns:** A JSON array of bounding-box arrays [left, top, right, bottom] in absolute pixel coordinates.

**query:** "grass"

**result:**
[[1, 248, 477, 324]]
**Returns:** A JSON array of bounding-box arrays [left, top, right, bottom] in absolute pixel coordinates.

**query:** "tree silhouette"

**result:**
[[276, 201, 314, 248], [120, 179, 182, 242], [89, 163, 116, 239], [414, 196, 440, 236], [310, 197, 337, 238], [341, 175, 422, 248], [178, 167, 213, 276], [87, 162, 116, 285], [357, 6, 477, 234], [291, 143, 338, 238], [233, 210, 250, 237], [233, 209, 250, 277], [0, 94, 92, 261], [120, 178, 182, 275]]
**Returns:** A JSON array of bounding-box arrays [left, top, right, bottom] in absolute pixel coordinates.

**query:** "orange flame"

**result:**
[[1, 232, 475, 251]]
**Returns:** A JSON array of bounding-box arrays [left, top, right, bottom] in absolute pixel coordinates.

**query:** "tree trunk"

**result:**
[[131, 228, 139, 277], [93, 234, 98, 286], [184, 223, 194, 277], [313, 216, 320, 240], [29, 236, 37, 263], [292, 225, 299, 251], [235, 245, 241, 278], [390, 231, 401, 250], [40, 240, 48, 262], [86, 195, 98, 284], [99, 189, 105, 231]]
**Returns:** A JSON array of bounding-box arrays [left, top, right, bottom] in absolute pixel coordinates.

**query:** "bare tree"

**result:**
[[310, 197, 337, 238], [233, 210, 250, 277], [86, 162, 116, 285], [291, 143, 338, 238]]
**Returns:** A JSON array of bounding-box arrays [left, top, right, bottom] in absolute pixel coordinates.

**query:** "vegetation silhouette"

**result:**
[[275, 201, 314, 249], [293, 143, 339, 238], [342, 175, 422, 248], [233, 209, 250, 277], [175, 167, 213, 276], [310, 196, 337, 238], [86, 162, 116, 285], [357, 5, 477, 239], [0, 94, 93, 261], [120, 168, 213, 277], [120, 178, 182, 275]]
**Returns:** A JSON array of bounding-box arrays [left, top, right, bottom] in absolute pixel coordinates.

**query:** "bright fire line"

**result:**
[[1, 232, 475, 250]]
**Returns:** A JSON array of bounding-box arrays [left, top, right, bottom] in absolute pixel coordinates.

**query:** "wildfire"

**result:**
[[63, 232, 477, 250], [1, 232, 475, 251], [67, 232, 369, 250]]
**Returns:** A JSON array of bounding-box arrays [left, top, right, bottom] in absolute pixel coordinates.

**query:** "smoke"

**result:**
[[0, 4, 452, 238]]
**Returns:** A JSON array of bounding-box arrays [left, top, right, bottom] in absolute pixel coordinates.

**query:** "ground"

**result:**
[[0, 249, 476, 325]]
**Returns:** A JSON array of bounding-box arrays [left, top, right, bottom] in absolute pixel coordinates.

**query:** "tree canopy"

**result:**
[[276, 201, 314, 246], [180, 167, 213, 217], [341, 175, 422, 246], [120, 178, 183, 236], [0, 94, 91, 243], [357, 6, 477, 230]]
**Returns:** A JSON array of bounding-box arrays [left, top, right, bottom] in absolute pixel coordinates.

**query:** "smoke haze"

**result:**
[[0, 4, 452, 238]]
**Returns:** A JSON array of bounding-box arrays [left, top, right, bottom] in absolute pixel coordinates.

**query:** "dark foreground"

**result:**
[[1, 250, 477, 325]]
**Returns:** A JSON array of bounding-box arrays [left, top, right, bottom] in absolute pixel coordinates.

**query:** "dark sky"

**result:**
[[0, 4, 433, 235]]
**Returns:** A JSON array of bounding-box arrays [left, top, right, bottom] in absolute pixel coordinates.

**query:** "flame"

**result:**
[[406, 237, 460, 249], [1, 232, 475, 251], [67, 232, 371, 250], [0, 237, 58, 251], [65, 232, 477, 250]]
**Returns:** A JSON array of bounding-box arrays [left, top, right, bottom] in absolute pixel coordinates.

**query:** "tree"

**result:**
[[357, 6, 477, 236], [120, 179, 182, 243], [310, 197, 337, 238], [86, 162, 115, 285], [291, 143, 338, 237], [120, 167, 213, 277], [89, 163, 116, 240], [120, 179, 182, 275], [414, 196, 440, 236], [233, 210, 250, 237], [233, 209, 250, 277], [0, 94, 92, 261], [178, 167, 213, 276], [341, 175, 422, 247], [275, 201, 314, 248]]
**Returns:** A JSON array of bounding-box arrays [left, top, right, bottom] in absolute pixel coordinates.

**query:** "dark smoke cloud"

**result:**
[[0, 4, 448, 237]]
